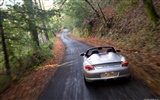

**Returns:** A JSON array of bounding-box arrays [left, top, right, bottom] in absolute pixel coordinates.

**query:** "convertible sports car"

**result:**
[[80, 46, 131, 83]]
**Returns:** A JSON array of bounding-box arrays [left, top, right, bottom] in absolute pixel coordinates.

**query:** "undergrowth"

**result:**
[[116, 0, 138, 16], [0, 39, 54, 93]]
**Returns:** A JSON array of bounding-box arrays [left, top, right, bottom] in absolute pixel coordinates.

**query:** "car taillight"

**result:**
[[122, 61, 128, 66], [85, 65, 95, 70]]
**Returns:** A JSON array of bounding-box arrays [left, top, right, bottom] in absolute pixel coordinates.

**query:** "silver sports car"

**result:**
[[80, 46, 131, 83]]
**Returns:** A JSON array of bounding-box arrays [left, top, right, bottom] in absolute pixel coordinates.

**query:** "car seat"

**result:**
[[107, 49, 114, 53], [91, 50, 99, 55]]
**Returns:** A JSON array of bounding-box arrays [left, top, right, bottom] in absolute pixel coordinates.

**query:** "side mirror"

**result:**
[[116, 50, 121, 52], [80, 53, 85, 56]]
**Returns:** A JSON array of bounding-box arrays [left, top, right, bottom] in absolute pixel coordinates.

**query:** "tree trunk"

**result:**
[[0, 13, 11, 77], [52, 31, 56, 37], [32, 29, 40, 47], [38, 0, 49, 41], [0, 0, 4, 6], [24, 0, 40, 48], [97, 3, 107, 26], [59, 0, 67, 9], [84, 0, 100, 19], [43, 28, 49, 40], [142, 0, 159, 28]]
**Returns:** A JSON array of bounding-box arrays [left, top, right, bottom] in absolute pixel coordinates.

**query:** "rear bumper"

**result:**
[[84, 67, 130, 81]]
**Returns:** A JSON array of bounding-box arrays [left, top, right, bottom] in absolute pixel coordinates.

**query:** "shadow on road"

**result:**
[[84, 77, 131, 88]]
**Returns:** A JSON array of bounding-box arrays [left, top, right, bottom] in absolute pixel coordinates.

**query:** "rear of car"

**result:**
[[81, 46, 131, 82], [84, 61, 130, 82]]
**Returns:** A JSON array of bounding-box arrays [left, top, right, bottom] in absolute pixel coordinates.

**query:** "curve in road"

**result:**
[[39, 29, 159, 100]]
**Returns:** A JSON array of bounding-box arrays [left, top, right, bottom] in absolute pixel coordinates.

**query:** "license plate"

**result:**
[[101, 72, 118, 77]]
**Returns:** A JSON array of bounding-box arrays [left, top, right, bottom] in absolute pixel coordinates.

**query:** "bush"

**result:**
[[0, 38, 54, 93], [0, 74, 12, 93], [117, 0, 138, 16]]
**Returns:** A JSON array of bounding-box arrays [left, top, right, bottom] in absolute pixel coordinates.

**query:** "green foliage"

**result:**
[[117, 0, 138, 16], [81, 28, 90, 37], [143, 0, 160, 28], [0, 74, 12, 93], [0, 0, 60, 91], [74, 31, 81, 37], [61, 16, 75, 30], [130, 0, 138, 5], [61, 0, 122, 35], [62, 0, 93, 29], [4, 39, 55, 81], [40, 39, 54, 59]]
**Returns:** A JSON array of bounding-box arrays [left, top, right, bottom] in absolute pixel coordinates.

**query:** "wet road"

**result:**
[[39, 30, 159, 100]]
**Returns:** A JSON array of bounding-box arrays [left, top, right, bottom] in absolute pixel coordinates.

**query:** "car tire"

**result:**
[[84, 76, 92, 84], [125, 75, 131, 82]]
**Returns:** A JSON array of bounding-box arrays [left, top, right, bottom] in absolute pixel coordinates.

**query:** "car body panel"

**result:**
[[81, 46, 131, 82]]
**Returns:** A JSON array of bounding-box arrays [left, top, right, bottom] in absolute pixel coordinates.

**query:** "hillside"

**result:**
[[82, 0, 160, 55]]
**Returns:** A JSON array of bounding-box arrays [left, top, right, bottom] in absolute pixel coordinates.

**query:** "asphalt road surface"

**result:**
[[39, 29, 159, 100]]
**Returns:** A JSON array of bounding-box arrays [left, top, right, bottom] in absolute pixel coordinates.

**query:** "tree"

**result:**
[[0, 10, 11, 77], [97, 3, 107, 26], [63, 0, 93, 29], [142, 0, 159, 28], [37, 0, 49, 40], [0, 0, 61, 80], [84, 0, 100, 19], [24, 0, 40, 48]]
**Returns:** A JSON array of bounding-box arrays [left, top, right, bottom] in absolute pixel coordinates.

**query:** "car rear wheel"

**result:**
[[125, 75, 131, 82], [84, 76, 93, 84]]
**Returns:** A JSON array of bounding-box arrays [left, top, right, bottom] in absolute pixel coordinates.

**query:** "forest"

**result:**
[[0, 0, 61, 92], [0, 0, 160, 98]]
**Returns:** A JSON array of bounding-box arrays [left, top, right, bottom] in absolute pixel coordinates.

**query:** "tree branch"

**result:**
[[84, 0, 100, 18], [0, 0, 5, 6]]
